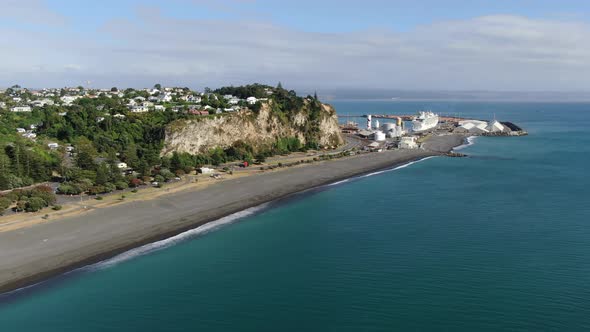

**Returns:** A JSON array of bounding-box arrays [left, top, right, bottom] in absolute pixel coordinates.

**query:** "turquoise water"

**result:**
[[2, 101, 590, 331]]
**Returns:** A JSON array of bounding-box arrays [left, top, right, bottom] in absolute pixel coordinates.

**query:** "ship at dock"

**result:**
[[412, 111, 439, 132]]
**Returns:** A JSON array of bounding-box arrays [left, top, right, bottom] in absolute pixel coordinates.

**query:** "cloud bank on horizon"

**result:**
[[2, 0, 590, 91]]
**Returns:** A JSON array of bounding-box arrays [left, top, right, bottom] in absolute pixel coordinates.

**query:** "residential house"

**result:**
[[31, 99, 53, 107], [246, 97, 257, 105], [60, 95, 79, 105], [154, 105, 165, 111], [16, 128, 26, 133], [47, 143, 59, 149], [22, 132, 37, 139], [157, 92, 173, 103], [11, 106, 32, 112], [130, 105, 149, 113]]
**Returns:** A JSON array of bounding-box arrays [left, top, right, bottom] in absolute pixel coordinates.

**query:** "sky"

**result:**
[[3, 0, 590, 91]]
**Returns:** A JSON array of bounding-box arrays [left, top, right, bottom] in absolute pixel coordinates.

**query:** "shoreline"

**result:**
[[0, 135, 465, 295]]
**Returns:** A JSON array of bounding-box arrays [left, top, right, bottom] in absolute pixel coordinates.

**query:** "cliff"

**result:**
[[162, 100, 343, 156]]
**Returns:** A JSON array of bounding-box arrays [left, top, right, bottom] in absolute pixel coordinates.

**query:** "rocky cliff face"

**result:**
[[162, 101, 343, 155]]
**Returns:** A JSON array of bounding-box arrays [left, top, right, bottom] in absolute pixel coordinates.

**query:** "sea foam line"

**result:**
[[360, 156, 437, 178], [453, 136, 477, 151], [89, 204, 269, 270]]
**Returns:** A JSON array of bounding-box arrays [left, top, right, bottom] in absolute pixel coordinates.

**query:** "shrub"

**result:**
[[104, 183, 116, 193], [154, 175, 165, 183], [88, 185, 106, 195], [52, 205, 62, 211], [34, 185, 53, 193], [30, 189, 57, 206], [115, 181, 128, 190], [159, 168, 174, 181], [129, 178, 143, 188], [131, 188, 138, 193], [25, 197, 47, 212], [0, 197, 11, 214], [95, 196, 104, 200], [15, 200, 26, 212], [57, 183, 82, 195]]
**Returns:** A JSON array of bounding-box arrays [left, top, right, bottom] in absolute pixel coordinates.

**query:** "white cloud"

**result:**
[[2, 8, 590, 91], [0, 0, 67, 26]]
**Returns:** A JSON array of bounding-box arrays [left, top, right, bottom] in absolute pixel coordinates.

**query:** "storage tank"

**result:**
[[373, 130, 386, 141], [381, 123, 395, 131]]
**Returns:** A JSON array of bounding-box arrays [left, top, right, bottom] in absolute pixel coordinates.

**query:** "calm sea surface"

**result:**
[[1, 101, 590, 331]]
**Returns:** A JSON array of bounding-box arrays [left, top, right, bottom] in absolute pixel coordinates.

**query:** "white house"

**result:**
[[228, 97, 240, 105], [158, 93, 173, 102], [60, 95, 79, 105], [31, 99, 54, 107], [199, 167, 215, 175], [130, 105, 149, 113], [154, 105, 165, 111], [11, 106, 32, 112], [65, 146, 74, 152], [117, 162, 129, 169], [246, 97, 258, 105], [47, 143, 59, 149], [16, 128, 26, 133], [399, 136, 419, 149], [113, 113, 126, 119], [22, 132, 37, 139], [96, 116, 105, 122]]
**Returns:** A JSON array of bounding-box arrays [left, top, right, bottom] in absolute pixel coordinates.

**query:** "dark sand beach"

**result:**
[[0, 135, 464, 294]]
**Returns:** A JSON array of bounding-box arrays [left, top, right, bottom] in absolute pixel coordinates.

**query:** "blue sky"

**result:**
[[3, 0, 590, 90]]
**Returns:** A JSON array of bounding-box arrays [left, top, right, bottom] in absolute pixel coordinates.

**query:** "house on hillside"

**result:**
[[246, 97, 257, 105], [11, 106, 32, 112]]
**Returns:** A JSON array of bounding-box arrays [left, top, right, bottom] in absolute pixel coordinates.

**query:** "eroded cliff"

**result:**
[[162, 100, 343, 155]]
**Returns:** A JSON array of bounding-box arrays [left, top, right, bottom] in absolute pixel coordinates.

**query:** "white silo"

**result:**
[[373, 130, 386, 141]]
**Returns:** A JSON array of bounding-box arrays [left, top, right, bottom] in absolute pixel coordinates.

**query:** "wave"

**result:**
[[88, 204, 269, 271], [453, 136, 477, 151], [360, 156, 437, 178]]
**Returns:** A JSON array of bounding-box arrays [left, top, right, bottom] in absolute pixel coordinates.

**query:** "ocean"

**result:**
[[1, 101, 590, 331]]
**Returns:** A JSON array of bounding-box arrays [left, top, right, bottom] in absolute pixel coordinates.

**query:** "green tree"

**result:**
[[95, 163, 109, 185]]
